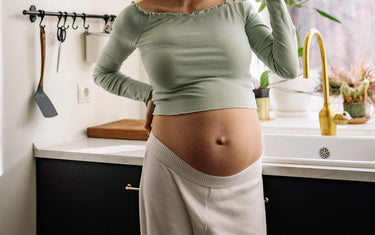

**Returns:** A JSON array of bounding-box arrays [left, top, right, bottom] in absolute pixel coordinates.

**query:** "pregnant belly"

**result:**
[[151, 108, 263, 176]]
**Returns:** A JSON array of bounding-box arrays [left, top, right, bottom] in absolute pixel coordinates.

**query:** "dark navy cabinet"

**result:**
[[263, 175, 375, 235], [37, 158, 374, 235], [36, 158, 142, 235]]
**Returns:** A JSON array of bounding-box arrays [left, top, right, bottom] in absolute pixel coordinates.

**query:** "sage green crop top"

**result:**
[[93, 0, 298, 115]]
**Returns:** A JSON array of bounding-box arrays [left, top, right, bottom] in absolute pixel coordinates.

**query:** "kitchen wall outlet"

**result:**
[[77, 82, 92, 104]]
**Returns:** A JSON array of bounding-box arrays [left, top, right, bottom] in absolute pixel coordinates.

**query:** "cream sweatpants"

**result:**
[[139, 132, 267, 235]]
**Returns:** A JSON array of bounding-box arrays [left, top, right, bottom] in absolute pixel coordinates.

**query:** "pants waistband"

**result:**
[[146, 132, 262, 188]]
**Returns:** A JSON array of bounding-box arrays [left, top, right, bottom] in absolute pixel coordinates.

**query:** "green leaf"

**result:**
[[296, 25, 302, 48], [260, 70, 271, 89], [314, 8, 341, 23], [258, 0, 267, 12], [295, 25, 303, 58], [292, 0, 309, 8], [285, 0, 294, 5], [298, 47, 304, 58]]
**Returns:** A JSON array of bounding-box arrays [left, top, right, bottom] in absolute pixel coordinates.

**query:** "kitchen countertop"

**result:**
[[34, 137, 146, 166], [261, 112, 375, 136], [34, 115, 375, 183]]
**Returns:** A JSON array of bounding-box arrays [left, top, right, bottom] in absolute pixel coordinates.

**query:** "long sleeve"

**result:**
[[93, 6, 153, 105], [235, 0, 299, 79]]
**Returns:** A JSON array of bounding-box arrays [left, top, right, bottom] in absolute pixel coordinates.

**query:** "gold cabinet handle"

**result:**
[[264, 197, 269, 204], [125, 184, 140, 191]]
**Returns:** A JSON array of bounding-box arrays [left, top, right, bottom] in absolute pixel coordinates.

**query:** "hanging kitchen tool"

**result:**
[[56, 26, 66, 73], [56, 12, 68, 73], [35, 21, 58, 118], [84, 13, 110, 63]]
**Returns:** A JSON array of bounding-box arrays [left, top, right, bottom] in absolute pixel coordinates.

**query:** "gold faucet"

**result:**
[[302, 28, 351, 136]]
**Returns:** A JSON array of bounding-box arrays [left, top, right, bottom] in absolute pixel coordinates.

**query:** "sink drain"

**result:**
[[319, 147, 330, 159]]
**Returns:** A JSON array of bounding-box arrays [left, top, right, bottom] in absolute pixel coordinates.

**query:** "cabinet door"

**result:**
[[263, 175, 375, 235], [37, 158, 142, 235]]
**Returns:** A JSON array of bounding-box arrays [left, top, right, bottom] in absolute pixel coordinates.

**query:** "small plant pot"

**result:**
[[253, 88, 270, 120], [253, 88, 270, 98], [343, 103, 366, 118]]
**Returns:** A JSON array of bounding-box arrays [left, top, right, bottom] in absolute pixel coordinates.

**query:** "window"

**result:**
[[290, 0, 375, 70]]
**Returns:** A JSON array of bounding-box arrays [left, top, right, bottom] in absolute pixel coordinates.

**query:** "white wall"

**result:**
[[0, 0, 4, 177], [0, 0, 146, 234]]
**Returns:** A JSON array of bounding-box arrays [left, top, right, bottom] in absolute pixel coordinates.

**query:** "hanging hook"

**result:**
[[57, 11, 63, 28], [103, 14, 109, 26], [104, 15, 115, 33], [38, 10, 46, 28], [82, 13, 90, 33], [62, 12, 70, 29], [72, 12, 78, 30], [110, 15, 116, 25]]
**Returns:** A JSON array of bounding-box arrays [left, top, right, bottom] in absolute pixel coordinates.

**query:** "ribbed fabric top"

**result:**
[[93, 0, 298, 115]]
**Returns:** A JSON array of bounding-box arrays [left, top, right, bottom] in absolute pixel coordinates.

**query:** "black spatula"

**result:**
[[35, 26, 58, 118]]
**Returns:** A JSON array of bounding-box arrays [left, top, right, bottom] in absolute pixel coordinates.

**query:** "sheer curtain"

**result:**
[[291, 0, 375, 70], [288, 0, 375, 112]]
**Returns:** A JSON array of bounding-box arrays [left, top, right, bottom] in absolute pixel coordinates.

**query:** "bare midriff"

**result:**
[[151, 108, 263, 176]]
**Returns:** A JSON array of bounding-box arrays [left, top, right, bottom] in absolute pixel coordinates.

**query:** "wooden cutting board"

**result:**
[[87, 119, 149, 140]]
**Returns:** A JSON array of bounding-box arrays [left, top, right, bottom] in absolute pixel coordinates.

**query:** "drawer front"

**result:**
[[263, 175, 375, 235], [37, 158, 142, 235]]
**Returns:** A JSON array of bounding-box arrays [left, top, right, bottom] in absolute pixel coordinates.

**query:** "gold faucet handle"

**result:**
[[333, 111, 351, 125]]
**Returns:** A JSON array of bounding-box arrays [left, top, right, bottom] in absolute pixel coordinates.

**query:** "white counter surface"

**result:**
[[260, 112, 375, 136], [34, 115, 375, 183], [34, 138, 147, 166]]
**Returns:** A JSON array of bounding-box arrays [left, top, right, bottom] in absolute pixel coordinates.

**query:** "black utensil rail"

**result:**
[[23, 5, 116, 25]]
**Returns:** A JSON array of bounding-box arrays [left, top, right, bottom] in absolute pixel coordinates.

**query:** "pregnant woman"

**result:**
[[94, 0, 298, 234]]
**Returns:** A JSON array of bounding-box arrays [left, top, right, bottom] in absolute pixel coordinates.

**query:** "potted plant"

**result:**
[[341, 79, 370, 121], [256, 0, 341, 117], [315, 57, 375, 121], [253, 70, 271, 120]]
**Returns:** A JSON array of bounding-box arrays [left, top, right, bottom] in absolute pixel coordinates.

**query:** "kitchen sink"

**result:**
[[262, 134, 375, 169]]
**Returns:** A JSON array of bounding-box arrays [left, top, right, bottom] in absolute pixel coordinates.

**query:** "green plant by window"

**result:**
[[255, 0, 341, 57], [260, 70, 271, 89]]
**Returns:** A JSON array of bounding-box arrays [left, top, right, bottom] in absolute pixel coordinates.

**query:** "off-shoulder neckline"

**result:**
[[131, 0, 232, 17]]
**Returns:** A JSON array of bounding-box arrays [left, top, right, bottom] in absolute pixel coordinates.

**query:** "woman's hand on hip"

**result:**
[[144, 96, 154, 134]]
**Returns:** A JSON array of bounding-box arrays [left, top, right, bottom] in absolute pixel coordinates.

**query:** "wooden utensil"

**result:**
[[35, 26, 58, 118]]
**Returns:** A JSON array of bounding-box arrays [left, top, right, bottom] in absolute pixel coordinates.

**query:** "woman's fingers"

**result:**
[[145, 113, 153, 133], [144, 98, 155, 133]]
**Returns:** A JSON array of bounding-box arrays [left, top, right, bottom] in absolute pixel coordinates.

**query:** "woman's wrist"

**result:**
[[147, 94, 153, 103]]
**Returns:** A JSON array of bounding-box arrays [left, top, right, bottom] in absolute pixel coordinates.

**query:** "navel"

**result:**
[[216, 136, 228, 145]]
